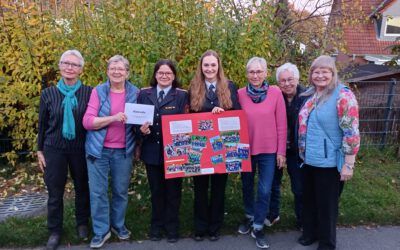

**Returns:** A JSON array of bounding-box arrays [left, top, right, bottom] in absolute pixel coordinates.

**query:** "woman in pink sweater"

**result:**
[[237, 57, 287, 249]]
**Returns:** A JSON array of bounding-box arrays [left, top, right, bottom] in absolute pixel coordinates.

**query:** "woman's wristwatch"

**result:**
[[344, 162, 354, 170]]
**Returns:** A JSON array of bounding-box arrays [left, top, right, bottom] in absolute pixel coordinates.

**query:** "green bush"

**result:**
[[0, 0, 293, 161]]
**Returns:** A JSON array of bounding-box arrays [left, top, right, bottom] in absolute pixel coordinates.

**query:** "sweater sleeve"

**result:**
[[37, 91, 49, 151], [337, 88, 360, 155], [83, 88, 100, 130], [275, 88, 287, 156]]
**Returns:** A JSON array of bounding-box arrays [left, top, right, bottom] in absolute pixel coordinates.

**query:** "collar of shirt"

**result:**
[[157, 85, 172, 98], [205, 81, 217, 92]]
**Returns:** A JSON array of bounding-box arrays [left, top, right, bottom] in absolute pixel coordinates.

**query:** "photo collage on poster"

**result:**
[[164, 116, 250, 177]]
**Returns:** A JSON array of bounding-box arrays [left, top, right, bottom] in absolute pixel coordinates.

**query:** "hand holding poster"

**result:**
[[161, 110, 251, 179]]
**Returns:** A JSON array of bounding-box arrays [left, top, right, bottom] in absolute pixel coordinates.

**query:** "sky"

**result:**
[[290, 0, 333, 16]]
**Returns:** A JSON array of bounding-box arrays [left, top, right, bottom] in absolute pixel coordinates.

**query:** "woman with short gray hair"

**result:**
[[38, 49, 92, 250], [83, 55, 139, 248], [237, 56, 287, 249]]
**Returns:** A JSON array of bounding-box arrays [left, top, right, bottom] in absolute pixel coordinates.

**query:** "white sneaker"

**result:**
[[264, 216, 280, 227]]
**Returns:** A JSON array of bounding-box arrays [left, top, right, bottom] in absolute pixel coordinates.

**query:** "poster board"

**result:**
[[161, 110, 251, 179]]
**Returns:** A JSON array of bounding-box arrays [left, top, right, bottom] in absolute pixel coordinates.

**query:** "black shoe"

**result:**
[[193, 232, 205, 241], [167, 233, 179, 243], [149, 230, 162, 241], [238, 217, 253, 234], [298, 235, 317, 246], [77, 224, 89, 241], [251, 228, 270, 249], [209, 232, 220, 241], [46, 233, 61, 250]]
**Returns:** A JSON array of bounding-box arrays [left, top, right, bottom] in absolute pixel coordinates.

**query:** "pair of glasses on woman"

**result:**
[[60, 61, 82, 69]]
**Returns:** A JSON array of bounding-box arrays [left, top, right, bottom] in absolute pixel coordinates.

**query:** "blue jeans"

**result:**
[[269, 151, 303, 226], [241, 153, 276, 230], [87, 148, 133, 236]]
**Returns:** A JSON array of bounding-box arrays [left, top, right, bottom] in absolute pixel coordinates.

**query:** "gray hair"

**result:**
[[246, 57, 267, 72], [59, 49, 84, 67], [276, 62, 299, 81], [107, 55, 130, 71]]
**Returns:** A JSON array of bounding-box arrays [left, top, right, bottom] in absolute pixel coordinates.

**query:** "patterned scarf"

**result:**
[[246, 81, 269, 103], [57, 78, 82, 140]]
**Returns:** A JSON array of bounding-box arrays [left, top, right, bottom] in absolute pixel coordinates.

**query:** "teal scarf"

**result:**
[[57, 78, 82, 140]]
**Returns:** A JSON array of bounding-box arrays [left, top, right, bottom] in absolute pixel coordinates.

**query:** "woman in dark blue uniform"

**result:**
[[137, 59, 189, 243], [189, 50, 241, 241]]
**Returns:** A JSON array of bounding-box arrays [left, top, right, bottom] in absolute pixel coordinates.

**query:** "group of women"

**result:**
[[38, 49, 360, 250]]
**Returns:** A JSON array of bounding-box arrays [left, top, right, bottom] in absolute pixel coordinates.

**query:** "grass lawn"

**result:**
[[0, 147, 399, 247]]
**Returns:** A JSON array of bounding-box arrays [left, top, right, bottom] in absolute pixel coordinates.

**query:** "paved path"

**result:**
[[5, 226, 399, 250], [52, 226, 400, 249]]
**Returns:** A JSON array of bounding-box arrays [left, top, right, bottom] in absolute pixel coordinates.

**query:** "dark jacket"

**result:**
[[138, 87, 189, 165], [38, 84, 92, 152], [190, 81, 241, 112], [284, 84, 308, 154]]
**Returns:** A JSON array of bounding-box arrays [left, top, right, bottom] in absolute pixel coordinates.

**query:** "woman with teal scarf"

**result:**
[[37, 50, 92, 250]]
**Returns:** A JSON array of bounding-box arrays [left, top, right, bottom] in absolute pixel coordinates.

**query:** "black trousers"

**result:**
[[43, 147, 90, 234], [193, 173, 228, 234], [145, 164, 182, 236], [302, 164, 340, 250]]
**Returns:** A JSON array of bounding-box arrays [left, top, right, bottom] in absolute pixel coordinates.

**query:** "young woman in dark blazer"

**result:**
[[138, 59, 189, 243], [188, 50, 241, 241]]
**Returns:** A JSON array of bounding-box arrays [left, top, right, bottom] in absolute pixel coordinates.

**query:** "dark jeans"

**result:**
[[146, 164, 182, 236], [241, 153, 276, 229], [269, 151, 303, 226], [302, 164, 340, 250], [193, 173, 228, 235], [44, 147, 90, 234]]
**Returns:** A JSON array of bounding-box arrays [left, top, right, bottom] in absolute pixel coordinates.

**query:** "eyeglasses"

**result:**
[[108, 67, 127, 72], [247, 70, 265, 76], [279, 78, 296, 85], [312, 70, 332, 76], [60, 61, 81, 69], [156, 71, 174, 77]]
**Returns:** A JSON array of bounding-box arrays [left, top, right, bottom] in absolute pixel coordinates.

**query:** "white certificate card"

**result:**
[[124, 103, 155, 125]]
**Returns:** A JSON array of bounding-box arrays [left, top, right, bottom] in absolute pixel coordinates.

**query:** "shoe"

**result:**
[[209, 232, 220, 241], [251, 228, 270, 249], [111, 225, 131, 240], [238, 217, 253, 234], [193, 232, 205, 241], [77, 225, 89, 241], [167, 233, 179, 243], [90, 231, 111, 249], [149, 230, 162, 241], [298, 235, 317, 246], [264, 216, 280, 227], [46, 233, 61, 250]]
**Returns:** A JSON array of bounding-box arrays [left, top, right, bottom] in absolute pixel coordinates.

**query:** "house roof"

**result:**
[[370, 0, 397, 16], [336, 0, 400, 55], [341, 64, 400, 82]]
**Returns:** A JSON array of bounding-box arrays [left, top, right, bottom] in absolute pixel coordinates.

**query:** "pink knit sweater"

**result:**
[[238, 86, 287, 156]]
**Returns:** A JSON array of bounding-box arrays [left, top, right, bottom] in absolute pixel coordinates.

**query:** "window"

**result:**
[[384, 16, 400, 36]]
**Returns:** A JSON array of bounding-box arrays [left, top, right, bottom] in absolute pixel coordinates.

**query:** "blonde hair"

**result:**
[[302, 55, 339, 103], [189, 50, 232, 112]]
